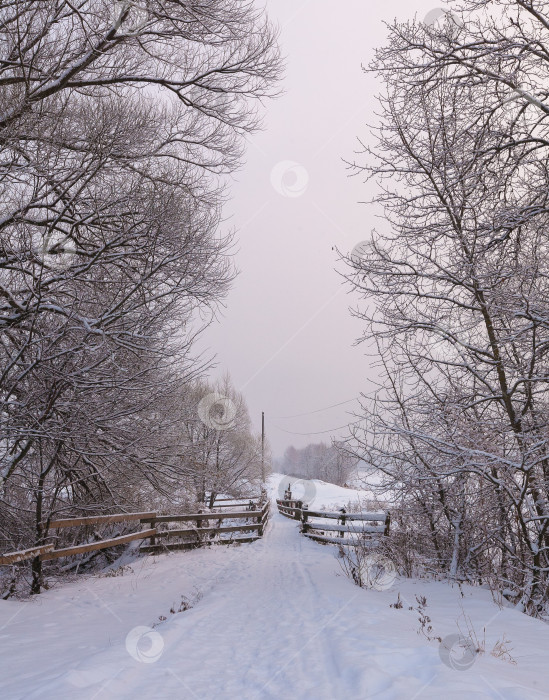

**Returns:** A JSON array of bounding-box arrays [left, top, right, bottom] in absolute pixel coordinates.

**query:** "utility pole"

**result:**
[[261, 411, 265, 483]]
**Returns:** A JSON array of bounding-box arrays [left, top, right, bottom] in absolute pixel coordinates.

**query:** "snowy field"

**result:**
[[0, 474, 548, 699]]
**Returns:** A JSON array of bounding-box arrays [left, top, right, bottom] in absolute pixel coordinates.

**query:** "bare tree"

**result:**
[[343, 1, 549, 616], [0, 0, 281, 593], [174, 375, 265, 508], [279, 442, 356, 486]]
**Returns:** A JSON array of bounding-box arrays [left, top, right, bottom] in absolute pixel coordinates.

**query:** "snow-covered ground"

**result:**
[[1, 474, 548, 699]]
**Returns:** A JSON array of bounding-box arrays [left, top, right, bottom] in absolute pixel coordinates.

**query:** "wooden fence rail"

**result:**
[[207, 497, 254, 503], [142, 507, 264, 524], [205, 502, 259, 509], [40, 529, 157, 561], [0, 544, 55, 566], [47, 512, 155, 528], [275, 498, 390, 547], [305, 522, 386, 534]]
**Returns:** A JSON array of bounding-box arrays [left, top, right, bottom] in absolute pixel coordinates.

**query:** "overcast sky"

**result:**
[[198, 0, 444, 457]]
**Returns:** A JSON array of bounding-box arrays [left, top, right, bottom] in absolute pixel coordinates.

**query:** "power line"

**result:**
[[272, 419, 362, 436], [272, 397, 358, 420]]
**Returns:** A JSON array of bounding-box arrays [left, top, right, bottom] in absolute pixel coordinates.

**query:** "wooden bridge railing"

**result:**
[[0, 498, 270, 567], [275, 498, 390, 547], [0, 511, 156, 566], [140, 499, 270, 553]]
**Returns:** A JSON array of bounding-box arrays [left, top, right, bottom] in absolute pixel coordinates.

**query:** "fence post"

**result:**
[[150, 518, 156, 546], [258, 502, 268, 536], [250, 500, 261, 524], [384, 511, 391, 536], [338, 508, 346, 538], [196, 509, 203, 529], [295, 500, 302, 521], [301, 504, 309, 533]]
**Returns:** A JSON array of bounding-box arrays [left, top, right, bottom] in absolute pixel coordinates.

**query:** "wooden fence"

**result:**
[[0, 511, 157, 566], [0, 499, 270, 567], [141, 500, 270, 554], [276, 498, 389, 547]]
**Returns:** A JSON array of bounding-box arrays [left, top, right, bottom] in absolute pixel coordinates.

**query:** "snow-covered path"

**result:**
[[1, 478, 549, 699]]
